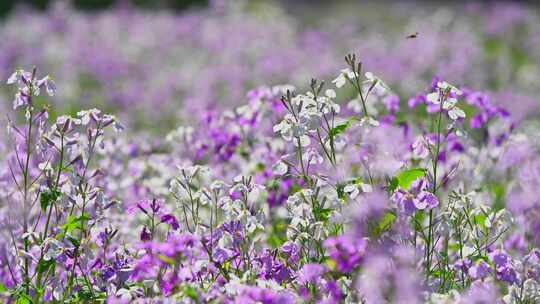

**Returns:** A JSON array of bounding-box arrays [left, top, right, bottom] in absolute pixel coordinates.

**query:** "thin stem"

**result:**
[[22, 106, 34, 295], [426, 95, 444, 282]]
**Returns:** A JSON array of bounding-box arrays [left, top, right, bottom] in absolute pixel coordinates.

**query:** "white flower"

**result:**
[[300, 112, 322, 131], [442, 98, 457, 110], [313, 222, 325, 240], [344, 184, 360, 199], [43, 239, 64, 261], [331, 103, 341, 114], [303, 148, 324, 165], [272, 84, 296, 95], [273, 118, 293, 141], [359, 116, 380, 127], [290, 216, 307, 228], [6, 69, 31, 85], [363, 72, 390, 95], [7, 70, 22, 85], [426, 81, 466, 120], [426, 92, 440, 104], [448, 107, 466, 120], [210, 180, 227, 192], [325, 89, 337, 99], [293, 135, 311, 147], [7, 71, 19, 84], [246, 216, 261, 234], [247, 184, 266, 202], [332, 73, 347, 88], [77, 109, 101, 125], [427, 81, 462, 105], [438, 81, 462, 95], [522, 279, 540, 301], [38, 162, 52, 171], [332, 68, 357, 88]]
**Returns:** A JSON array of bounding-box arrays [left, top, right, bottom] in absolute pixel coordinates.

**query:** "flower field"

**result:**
[[1, 1, 540, 303]]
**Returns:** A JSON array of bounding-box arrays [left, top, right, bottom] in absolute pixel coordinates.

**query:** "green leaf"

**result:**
[[314, 207, 333, 221], [448, 243, 461, 251], [489, 183, 506, 211], [329, 118, 354, 137], [378, 212, 396, 231], [67, 235, 80, 247], [15, 293, 32, 304], [387, 177, 399, 192], [182, 285, 199, 302], [40, 189, 61, 212], [267, 218, 287, 248], [395, 168, 426, 190], [474, 213, 487, 228], [0, 283, 6, 292], [336, 183, 346, 200], [158, 254, 176, 265], [36, 258, 55, 275], [60, 213, 90, 235]]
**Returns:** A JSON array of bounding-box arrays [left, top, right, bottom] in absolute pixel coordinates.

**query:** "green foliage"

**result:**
[[329, 118, 354, 137], [58, 213, 91, 240], [267, 218, 288, 248], [378, 212, 397, 232], [36, 259, 55, 275], [313, 206, 333, 222], [181, 285, 200, 303], [40, 189, 61, 212], [389, 168, 426, 191], [474, 213, 488, 229], [14, 292, 32, 304], [368, 211, 397, 236], [489, 182, 506, 211]]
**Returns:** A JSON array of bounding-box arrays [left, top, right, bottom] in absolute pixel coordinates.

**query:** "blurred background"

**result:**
[[1, 0, 539, 132]]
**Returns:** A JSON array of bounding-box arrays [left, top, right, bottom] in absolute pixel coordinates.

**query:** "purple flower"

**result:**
[[407, 94, 427, 108], [468, 261, 491, 280], [489, 250, 511, 268], [454, 258, 472, 272], [140, 226, 152, 241], [489, 250, 519, 284], [281, 241, 300, 264], [391, 190, 417, 215], [160, 214, 179, 230], [391, 179, 439, 215], [213, 247, 230, 264], [12, 91, 29, 110], [496, 265, 518, 284], [415, 191, 439, 209], [383, 94, 400, 113], [36, 75, 56, 96], [324, 235, 367, 272], [237, 286, 295, 304], [297, 263, 326, 285], [411, 136, 431, 159]]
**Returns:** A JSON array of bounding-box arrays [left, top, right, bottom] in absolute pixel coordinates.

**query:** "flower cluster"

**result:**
[[1, 1, 539, 129], [1, 47, 540, 303]]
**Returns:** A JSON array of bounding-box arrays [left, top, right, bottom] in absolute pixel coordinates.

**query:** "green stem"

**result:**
[[22, 106, 34, 295], [296, 137, 307, 183], [64, 123, 100, 300], [426, 98, 444, 282]]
